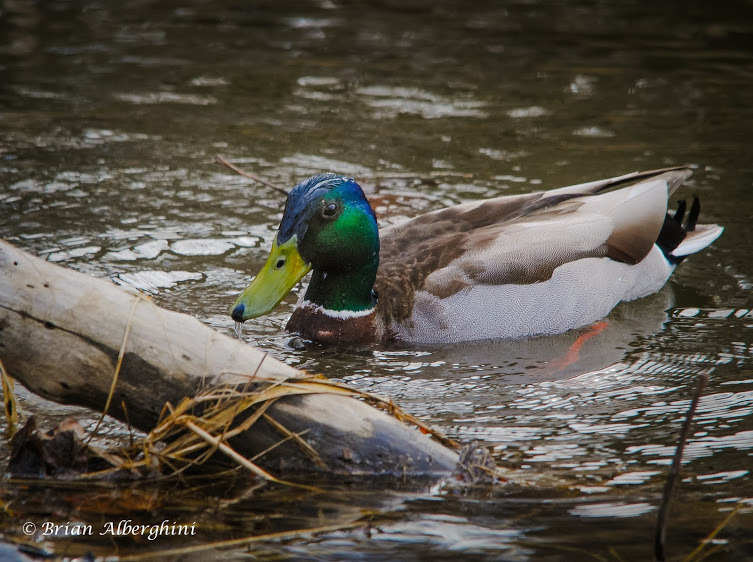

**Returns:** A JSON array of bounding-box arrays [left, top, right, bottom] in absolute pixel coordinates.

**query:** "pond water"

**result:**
[[1, 0, 752, 559]]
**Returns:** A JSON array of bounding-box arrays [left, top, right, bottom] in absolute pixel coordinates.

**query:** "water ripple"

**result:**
[[357, 85, 487, 119], [570, 502, 655, 518], [115, 270, 203, 292], [114, 92, 216, 105]]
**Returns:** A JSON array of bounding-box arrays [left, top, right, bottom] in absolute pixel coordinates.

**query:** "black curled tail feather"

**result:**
[[673, 200, 687, 225], [686, 196, 700, 232], [657, 196, 700, 264]]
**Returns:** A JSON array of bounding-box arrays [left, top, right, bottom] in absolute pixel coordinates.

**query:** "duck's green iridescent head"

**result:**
[[230, 173, 379, 322]]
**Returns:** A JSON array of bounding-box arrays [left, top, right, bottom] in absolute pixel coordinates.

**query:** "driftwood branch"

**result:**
[[0, 240, 458, 477]]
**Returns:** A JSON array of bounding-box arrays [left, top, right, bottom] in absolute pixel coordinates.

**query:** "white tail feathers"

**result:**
[[672, 224, 724, 257]]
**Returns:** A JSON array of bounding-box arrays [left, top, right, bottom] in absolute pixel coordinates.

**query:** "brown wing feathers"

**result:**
[[374, 168, 688, 325]]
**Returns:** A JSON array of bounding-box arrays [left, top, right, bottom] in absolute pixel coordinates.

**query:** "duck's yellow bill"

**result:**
[[230, 236, 311, 322]]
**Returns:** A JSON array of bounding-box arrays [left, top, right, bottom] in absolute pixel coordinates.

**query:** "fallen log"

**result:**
[[0, 240, 459, 477]]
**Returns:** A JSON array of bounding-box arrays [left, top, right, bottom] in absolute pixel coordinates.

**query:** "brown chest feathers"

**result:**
[[286, 302, 381, 345]]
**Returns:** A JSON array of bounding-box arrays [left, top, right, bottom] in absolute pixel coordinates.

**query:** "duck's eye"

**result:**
[[322, 202, 338, 218], [275, 258, 286, 269]]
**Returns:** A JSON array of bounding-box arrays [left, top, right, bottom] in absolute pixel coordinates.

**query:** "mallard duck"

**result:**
[[230, 167, 723, 345]]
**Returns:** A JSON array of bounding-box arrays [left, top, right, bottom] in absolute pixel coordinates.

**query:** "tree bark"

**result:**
[[0, 240, 458, 476]]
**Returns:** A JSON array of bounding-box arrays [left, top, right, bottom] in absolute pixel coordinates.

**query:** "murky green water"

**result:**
[[1, 0, 753, 559]]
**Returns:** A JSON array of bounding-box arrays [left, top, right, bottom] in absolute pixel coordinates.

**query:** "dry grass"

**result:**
[[82, 362, 459, 487], [0, 356, 19, 437]]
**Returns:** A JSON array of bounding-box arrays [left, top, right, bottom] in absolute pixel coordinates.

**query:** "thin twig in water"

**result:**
[[215, 155, 288, 196], [518, 541, 609, 561], [683, 502, 744, 562], [114, 520, 368, 561], [121, 400, 134, 448], [654, 373, 709, 562]]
